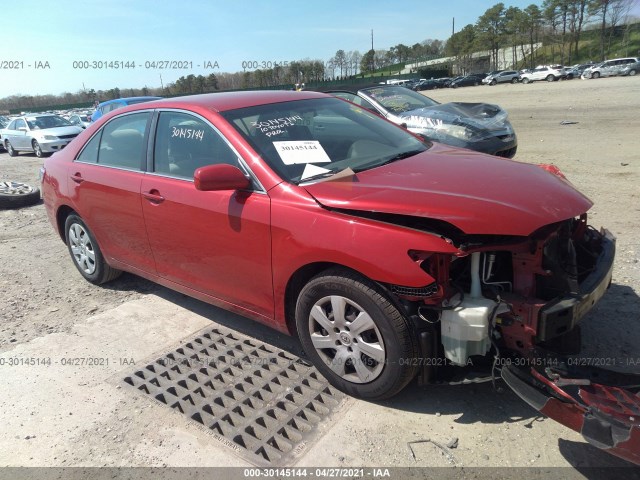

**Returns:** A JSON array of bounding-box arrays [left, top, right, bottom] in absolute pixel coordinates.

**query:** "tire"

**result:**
[[522, 77, 531, 84], [474, 81, 479, 86], [32, 140, 44, 158], [6, 141, 18, 157], [546, 75, 555, 82], [593, 72, 600, 79], [64, 214, 122, 285], [628, 69, 636, 76], [0, 181, 41, 209], [490, 80, 497, 86], [511, 78, 518, 84], [452, 83, 458, 88], [295, 268, 418, 400]]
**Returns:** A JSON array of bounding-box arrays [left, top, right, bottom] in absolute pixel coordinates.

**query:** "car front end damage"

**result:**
[[387, 214, 639, 464], [395, 103, 518, 158]]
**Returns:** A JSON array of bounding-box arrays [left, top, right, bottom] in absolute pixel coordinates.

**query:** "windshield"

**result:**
[[221, 97, 428, 184], [358, 86, 439, 114], [25, 115, 72, 129]]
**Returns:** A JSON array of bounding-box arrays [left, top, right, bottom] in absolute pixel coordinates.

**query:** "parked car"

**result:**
[[412, 78, 452, 91], [619, 60, 640, 76], [449, 75, 483, 88], [40, 90, 636, 465], [323, 84, 517, 157], [520, 65, 566, 83], [90, 96, 162, 122], [0, 116, 10, 150], [582, 57, 640, 79], [564, 63, 595, 79], [483, 70, 520, 85], [2, 114, 83, 157], [68, 113, 92, 129]]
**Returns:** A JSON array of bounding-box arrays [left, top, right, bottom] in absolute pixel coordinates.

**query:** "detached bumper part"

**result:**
[[502, 364, 640, 465]]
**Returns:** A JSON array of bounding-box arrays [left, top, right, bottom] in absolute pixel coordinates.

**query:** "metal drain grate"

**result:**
[[123, 327, 346, 465]]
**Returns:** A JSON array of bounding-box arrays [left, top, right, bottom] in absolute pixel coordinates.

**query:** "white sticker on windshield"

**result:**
[[300, 164, 331, 180], [273, 141, 331, 165]]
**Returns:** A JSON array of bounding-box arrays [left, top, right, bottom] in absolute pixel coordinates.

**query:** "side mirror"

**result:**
[[194, 164, 251, 192]]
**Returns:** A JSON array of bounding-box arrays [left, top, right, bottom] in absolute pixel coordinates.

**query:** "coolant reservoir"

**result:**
[[441, 295, 494, 366]]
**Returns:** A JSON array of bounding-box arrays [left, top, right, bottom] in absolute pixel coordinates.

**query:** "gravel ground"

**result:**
[[0, 76, 639, 475]]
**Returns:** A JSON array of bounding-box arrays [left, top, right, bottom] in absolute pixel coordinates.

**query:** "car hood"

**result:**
[[302, 143, 592, 237], [32, 126, 83, 136], [397, 102, 511, 133]]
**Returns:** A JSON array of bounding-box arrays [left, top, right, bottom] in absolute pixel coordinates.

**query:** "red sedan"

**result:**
[[41, 91, 639, 464]]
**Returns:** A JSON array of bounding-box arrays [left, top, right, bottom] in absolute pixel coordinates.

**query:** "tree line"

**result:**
[[1, 0, 637, 111], [447, 0, 636, 72]]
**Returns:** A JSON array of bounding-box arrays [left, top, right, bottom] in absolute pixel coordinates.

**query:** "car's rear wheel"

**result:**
[[64, 214, 122, 285], [628, 69, 636, 76], [295, 268, 418, 400], [593, 72, 600, 79], [6, 141, 18, 157], [32, 140, 44, 158], [511, 78, 518, 84], [522, 77, 531, 84], [546, 74, 555, 82]]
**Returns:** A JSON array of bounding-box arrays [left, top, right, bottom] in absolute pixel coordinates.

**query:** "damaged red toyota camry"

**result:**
[[40, 91, 638, 464]]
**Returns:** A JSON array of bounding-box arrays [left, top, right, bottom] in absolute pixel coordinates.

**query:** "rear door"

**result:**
[[140, 110, 273, 319], [68, 111, 156, 272]]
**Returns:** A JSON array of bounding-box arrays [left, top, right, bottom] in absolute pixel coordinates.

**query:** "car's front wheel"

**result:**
[[295, 269, 418, 400], [522, 77, 531, 84], [6, 141, 18, 157], [64, 214, 122, 285], [593, 72, 600, 79], [32, 140, 45, 158]]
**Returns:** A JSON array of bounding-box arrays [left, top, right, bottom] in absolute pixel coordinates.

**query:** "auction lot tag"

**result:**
[[273, 141, 331, 165]]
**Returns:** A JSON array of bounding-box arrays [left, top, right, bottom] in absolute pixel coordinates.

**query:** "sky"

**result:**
[[1, 0, 639, 98]]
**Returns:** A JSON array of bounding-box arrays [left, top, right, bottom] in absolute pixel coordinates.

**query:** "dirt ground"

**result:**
[[1, 76, 639, 477]]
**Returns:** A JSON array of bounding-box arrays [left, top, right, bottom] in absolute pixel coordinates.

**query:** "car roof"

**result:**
[[107, 90, 330, 114], [97, 96, 162, 107]]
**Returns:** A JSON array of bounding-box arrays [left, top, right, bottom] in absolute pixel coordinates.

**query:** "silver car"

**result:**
[[483, 70, 520, 85], [582, 57, 640, 79], [2, 114, 83, 157], [619, 61, 640, 77]]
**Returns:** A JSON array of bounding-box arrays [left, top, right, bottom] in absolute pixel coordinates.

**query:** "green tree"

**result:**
[[360, 49, 375, 73], [476, 3, 506, 70]]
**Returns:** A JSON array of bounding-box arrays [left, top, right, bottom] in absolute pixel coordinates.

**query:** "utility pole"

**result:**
[[371, 29, 374, 51], [452, 17, 455, 36]]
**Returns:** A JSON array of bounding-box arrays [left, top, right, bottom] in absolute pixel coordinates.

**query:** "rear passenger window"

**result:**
[[77, 132, 101, 163], [153, 111, 239, 179], [97, 112, 149, 170]]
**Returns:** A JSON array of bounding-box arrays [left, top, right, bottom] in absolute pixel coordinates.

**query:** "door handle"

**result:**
[[142, 190, 165, 204], [70, 173, 84, 183]]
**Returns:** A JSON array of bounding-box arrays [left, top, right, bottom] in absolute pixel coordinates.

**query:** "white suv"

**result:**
[[582, 57, 640, 79], [520, 65, 566, 83]]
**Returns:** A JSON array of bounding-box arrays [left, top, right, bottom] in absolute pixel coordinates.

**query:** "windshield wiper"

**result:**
[[355, 149, 425, 172], [297, 170, 337, 183]]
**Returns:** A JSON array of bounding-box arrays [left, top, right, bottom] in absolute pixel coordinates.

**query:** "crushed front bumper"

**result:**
[[503, 362, 640, 465]]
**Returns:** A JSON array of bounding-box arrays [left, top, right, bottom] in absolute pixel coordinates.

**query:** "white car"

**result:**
[[520, 65, 566, 83], [2, 114, 83, 157]]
